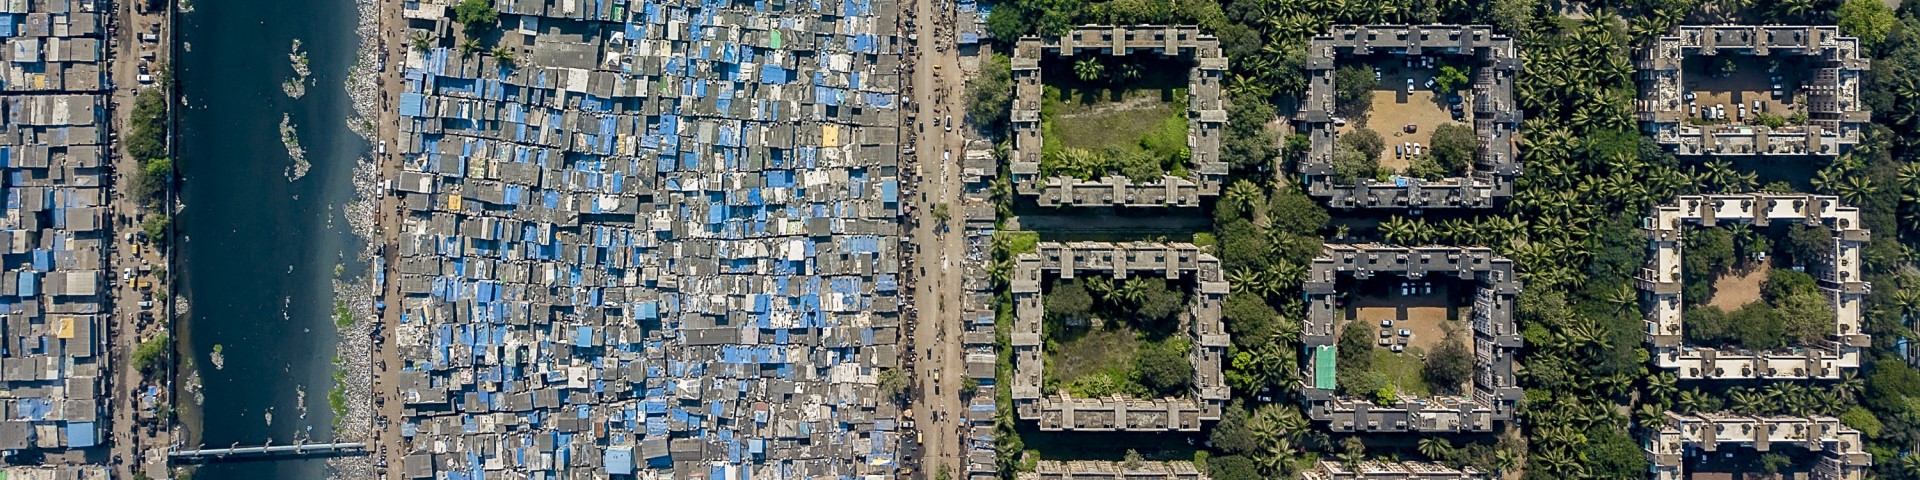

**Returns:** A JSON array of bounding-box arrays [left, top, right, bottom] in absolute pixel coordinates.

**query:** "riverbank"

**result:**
[[324, 0, 387, 476]]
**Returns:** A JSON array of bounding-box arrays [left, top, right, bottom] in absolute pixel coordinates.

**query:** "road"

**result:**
[[368, 0, 411, 475], [903, 0, 971, 476], [104, 0, 174, 478]]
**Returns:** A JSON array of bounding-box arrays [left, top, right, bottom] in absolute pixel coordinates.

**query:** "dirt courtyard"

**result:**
[[1343, 280, 1470, 355], [1685, 56, 1802, 125], [1707, 262, 1772, 311], [1337, 58, 1474, 172]]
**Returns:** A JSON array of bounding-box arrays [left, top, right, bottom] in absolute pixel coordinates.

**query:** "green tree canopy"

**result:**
[[1136, 339, 1193, 396], [1334, 65, 1376, 117], [1045, 280, 1094, 321], [128, 88, 169, 163], [1221, 92, 1278, 171], [132, 332, 170, 377], [1222, 290, 1278, 347], [454, 0, 499, 31], [1428, 123, 1477, 176], [1206, 455, 1260, 480], [1784, 223, 1834, 267], [1265, 191, 1329, 236], [1837, 0, 1896, 52], [966, 54, 1013, 130], [1434, 65, 1470, 92], [1423, 338, 1474, 395], [1132, 278, 1187, 322]]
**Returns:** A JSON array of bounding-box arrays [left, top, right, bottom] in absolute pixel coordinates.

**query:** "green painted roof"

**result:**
[[1315, 345, 1337, 390]]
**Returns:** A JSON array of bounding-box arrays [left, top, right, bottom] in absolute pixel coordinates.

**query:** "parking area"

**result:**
[[1342, 279, 1465, 355], [1682, 55, 1804, 125], [1336, 56, 1475, 172]]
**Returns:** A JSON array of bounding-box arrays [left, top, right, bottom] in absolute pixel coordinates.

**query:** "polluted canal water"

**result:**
[[173, 0, 376, 477]]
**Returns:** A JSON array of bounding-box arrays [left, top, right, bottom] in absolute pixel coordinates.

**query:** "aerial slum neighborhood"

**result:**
[[1635, 25, 1870, 156], [1638, 193, 1871, 380], [1296, 25, 1522, 209], [0, 0, 115, 477], [389, 0, 908, 476], [1300, 245, 1523, 432]]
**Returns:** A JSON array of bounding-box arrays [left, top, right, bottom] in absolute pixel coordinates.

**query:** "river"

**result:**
[[174, 0, 365, 478]]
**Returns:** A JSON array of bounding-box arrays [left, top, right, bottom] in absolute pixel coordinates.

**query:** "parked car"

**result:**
[[1406, 78, 1414, 93]]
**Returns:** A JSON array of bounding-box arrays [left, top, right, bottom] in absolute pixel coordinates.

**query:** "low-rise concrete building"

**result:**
[[1300, 245, 1522, 432], [1639, 193, 1869, 380], [1645, 413, 1871, 480], [1007, 242, 1228, 431], [1301, 460, 1486, 479], [1296, 25, 1522, 209], [1020, 460, 1208, 480], [1009, 26, 1227, 208], [1636, 26, 1869, 156]]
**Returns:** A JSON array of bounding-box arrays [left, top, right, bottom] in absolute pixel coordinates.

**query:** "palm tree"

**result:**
[[1601, 283, 1637, 316], [1085, 276, 1115, 304], [1837, 176, 1877, 207], [1417, 438, 1453, 461], [1900, 163, 1920, 193], [1224, 180, 1264, 218], [491, 46, 517, 66], [1116, 278, 1150, 306], [1635, 403, 1669, 430], [1074, 56, 1106, 83], [1647, 372, 1678, 404], [458, 37, 483, 57], [409, 31, 434, 52], [1531, 445, 1586, 478], [1492, 447, 1519, 476], [1337, 437, 1366, 471], [1730, 388, 1765, 415], [1837, 371, 1866, 404]]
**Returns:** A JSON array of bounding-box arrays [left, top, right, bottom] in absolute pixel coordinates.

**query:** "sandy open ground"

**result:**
[[1337, 59, 1473, 173], [1708, 262, 1772, 311]]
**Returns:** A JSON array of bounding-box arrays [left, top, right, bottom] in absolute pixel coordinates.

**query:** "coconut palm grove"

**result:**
[[959, 0, 1920, 478]]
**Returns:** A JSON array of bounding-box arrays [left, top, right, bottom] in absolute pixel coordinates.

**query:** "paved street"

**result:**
[[369, 0, 410, 475], [103, 1, 174, 478], [904, 0, 970, 475]]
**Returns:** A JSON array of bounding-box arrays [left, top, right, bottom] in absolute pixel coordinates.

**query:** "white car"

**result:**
[[1406, 78, 1415, 93], [1399, 329, 1412, 337], [1380, 319, 1393, 328]]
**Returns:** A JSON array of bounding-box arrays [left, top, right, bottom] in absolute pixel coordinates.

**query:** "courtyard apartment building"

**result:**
[[1296, 25, 1522, 209], [1638, 193, 1869, 380], [1007, 26, 1228, 208], [1300, 245, 1522, 432], [1644, 413, 1871, 480], [1007, 241, 1229, 431], [1635, 25, 1870, 156]]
